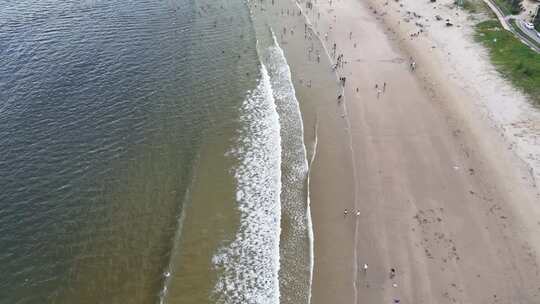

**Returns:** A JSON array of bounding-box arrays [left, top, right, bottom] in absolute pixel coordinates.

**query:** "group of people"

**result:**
[[339, 76, 347, 86], [348, 209, 402, 304], [343, 208, 361, 217], [374, 82, 387, 98], [362, 263, 400, 303]]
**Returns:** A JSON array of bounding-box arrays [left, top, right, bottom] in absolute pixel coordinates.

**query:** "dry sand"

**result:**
[[306, 0, 540, 303], [253, 0, 540, 302]]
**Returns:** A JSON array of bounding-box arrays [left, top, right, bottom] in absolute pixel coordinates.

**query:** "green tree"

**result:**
[[508, 0, 523, 14], [534, 6, 540, 31]]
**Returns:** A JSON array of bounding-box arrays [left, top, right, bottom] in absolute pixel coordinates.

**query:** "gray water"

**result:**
[[0, 0, 311, 303]]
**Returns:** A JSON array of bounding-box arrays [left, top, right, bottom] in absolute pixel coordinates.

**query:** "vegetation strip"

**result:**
[[475, 20, 540, 105]]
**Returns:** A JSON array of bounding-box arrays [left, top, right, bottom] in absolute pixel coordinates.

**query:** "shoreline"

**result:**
[[249, 1, 357, 302]]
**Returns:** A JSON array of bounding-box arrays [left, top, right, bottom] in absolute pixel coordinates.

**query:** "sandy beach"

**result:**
[[254, 0, 540, 303]]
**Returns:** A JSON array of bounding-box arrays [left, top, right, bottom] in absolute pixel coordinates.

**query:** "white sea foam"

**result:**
[[306, 119, 317, 304], [264, 32, 313, 304], [213, 62, 282, 304]]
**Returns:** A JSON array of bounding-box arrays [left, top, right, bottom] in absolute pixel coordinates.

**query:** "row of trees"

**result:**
[[506, 0, 523, 15], [534, 6, 540, 31]]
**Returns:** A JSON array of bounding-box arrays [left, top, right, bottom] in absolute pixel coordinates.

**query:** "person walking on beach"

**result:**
[[390, 268, 396, 279], [383, 82, 387, 92], [409, 56, 416, 71], [363, 263, 369, 274], [377, 88, 382, 99], [344, 208, 348, 217]]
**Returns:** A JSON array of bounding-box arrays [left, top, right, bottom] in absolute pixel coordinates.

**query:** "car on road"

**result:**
[[524, 22, 535, 30], [537, 31, 540, 38]]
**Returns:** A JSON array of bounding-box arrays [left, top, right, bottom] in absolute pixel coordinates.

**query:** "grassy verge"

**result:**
[[475, 20, 540, 105], [461, 0, 490, 14]]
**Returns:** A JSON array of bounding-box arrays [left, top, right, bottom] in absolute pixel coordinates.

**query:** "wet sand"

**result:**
[[253, 0, 540, 303]]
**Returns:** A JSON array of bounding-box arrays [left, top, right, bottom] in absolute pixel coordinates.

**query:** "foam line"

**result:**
[[213, 61, 282, 304]]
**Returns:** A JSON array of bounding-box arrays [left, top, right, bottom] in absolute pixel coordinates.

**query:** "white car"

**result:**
[[524, 22, 535, 30]]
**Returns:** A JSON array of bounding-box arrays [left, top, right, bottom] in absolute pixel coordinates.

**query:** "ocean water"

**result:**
[[0, 0, 312, 303]]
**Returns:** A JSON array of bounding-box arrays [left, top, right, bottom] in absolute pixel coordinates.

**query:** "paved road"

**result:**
[[515, 19, 540, 45], [482, 0, 540, 53]]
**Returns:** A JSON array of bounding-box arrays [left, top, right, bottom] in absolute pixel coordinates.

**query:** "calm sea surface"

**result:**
[[0, 0, 311, 303]]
